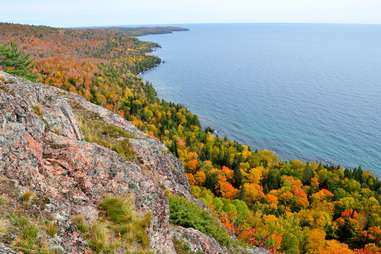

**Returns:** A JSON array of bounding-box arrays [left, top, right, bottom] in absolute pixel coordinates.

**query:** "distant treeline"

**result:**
[[112, 26, 189, 36]]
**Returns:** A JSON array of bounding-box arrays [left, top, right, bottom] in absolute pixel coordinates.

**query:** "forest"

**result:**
[[1, 22, 381, 254], [110, 26, 189, 36]]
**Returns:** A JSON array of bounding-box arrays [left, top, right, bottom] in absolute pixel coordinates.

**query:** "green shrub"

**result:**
[[0, 43, 36, 81], [168, 194, 232, 247]]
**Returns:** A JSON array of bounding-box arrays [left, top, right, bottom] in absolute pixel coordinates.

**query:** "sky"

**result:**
[[2, 0, 381, 27]]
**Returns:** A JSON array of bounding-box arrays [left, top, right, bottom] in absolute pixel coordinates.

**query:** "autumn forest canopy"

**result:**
[[1, 23, 381, 254]]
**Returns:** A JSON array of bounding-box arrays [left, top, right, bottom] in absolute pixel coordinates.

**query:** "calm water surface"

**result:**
[[141, 24, 381, 175]]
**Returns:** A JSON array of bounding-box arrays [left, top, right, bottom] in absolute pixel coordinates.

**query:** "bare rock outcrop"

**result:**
[[0, 72, 266, 254], [0, 244, 17, 254], [172, 226, 269, 254]]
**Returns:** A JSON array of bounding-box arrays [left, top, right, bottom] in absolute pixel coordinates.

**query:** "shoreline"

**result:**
[[2, 23, 381, 252], [137, 30, 379, 176]]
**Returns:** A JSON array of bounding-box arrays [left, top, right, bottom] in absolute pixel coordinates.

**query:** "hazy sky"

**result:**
[[2, 0, 381, 27]]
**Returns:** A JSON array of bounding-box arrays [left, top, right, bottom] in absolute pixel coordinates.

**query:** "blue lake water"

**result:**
[[141, 23, 381, 175]]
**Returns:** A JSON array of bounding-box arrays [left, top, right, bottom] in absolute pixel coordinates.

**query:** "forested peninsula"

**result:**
[[0, 23, 381, 253]]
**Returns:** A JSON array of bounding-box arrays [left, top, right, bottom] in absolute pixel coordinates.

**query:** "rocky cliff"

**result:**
[[0, 72, 266, 254]]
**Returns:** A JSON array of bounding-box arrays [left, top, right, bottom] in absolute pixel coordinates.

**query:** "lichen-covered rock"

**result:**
[[171, 226, 269, 254], [0, 72, 265, 254], [0, 244, 17, 254], [172, 226, 229, 254]]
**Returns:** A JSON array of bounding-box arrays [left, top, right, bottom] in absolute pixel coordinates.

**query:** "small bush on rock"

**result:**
[[72, 214, 89, 234], [8, 214, 52, 253], [169, 194, 233, 247], [74, 195, 152, 253], [173, 238, 204, 254], [44, 221, 58, 237], [88, 222, 120, 253], [21, 191, 35, 203]]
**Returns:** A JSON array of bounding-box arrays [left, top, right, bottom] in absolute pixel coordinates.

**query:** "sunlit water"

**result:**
[[141, 23, 381, 175]]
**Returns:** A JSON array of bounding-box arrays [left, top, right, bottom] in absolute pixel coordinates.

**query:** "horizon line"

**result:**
[[2, 21, 381, 29]]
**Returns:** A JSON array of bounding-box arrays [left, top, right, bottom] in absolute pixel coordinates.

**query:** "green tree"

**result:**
[[0, 43, 35, 81], [282, 233, 300, 254]]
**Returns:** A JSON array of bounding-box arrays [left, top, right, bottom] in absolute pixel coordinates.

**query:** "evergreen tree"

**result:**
[[0, 43, 35, 81]]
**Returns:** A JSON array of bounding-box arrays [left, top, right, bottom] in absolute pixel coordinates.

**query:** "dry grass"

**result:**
[[44, 221, 58, 237], [72, 214, 89, 234], [173, 238, 204, 254], [72, 103, 135, 161], [32, 104, 44, 116], [0, 219, 8, 235], [21, 191, 35, 204], [88, 222, 120, 253], [0, 191, 55, 253], [73, 195, 152, 253], [8, 214, 46, 253]]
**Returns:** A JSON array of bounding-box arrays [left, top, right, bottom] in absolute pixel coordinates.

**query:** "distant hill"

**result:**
[[111, 26, 189, 36]]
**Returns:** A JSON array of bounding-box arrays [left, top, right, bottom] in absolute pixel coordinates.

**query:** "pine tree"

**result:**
[[0, 43, 35, 81]]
